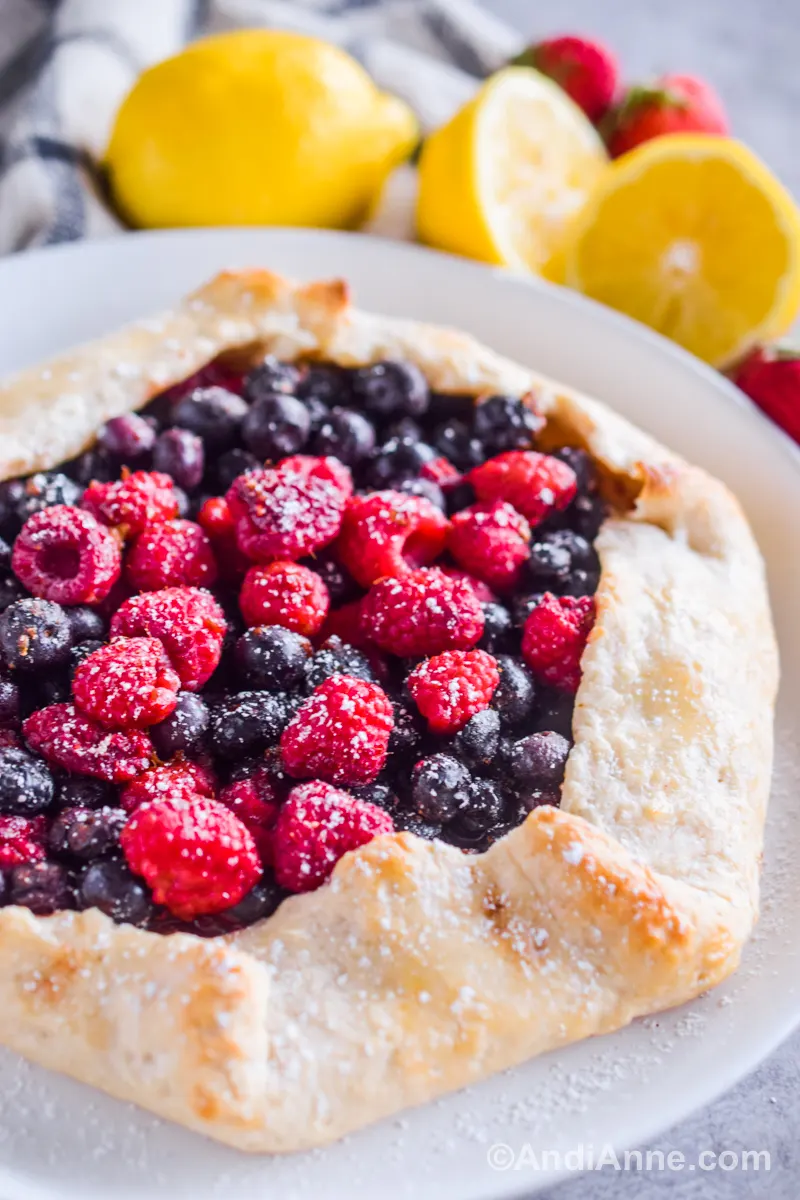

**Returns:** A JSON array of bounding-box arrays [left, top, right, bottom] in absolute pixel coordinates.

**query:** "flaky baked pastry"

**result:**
[[0, 271, 777, 1151]]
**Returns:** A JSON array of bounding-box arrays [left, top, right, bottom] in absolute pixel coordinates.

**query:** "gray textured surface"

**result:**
[[490, 2, 799, 1197]]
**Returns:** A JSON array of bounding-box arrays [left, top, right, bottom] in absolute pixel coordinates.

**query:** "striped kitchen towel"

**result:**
[[0, 0, 521, 254]]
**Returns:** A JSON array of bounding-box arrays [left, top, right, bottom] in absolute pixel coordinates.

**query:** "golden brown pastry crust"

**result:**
[[0, 271, 778, 1152]]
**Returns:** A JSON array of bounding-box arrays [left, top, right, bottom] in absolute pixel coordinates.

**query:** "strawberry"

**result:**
[[513, 34, 619, 123], [604, 73, 729, 158], [733, 346, 800, 443]]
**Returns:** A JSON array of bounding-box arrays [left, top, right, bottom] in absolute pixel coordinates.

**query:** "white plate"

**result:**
[[0, 229, 798, 1200]]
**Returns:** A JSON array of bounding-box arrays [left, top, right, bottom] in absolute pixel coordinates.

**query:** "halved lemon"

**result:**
[[564, 134, 800, 367], [416, 66, 608, 276]]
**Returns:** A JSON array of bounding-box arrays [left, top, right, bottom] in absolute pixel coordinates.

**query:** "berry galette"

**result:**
[[0, 271, 777, 1151]]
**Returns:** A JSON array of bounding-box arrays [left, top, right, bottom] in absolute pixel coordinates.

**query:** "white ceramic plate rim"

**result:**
[[0, 227, 798, 1200]]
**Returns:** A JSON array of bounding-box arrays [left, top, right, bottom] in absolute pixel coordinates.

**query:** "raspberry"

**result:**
[[280, 675, 394, 785], [408, 649, 500, 734], [125, 520, 218, 592], [439, 565, 497, 604], [219, 766, 280, 863], [469, 451, 577, 526], [448, 501, 531, 592], [420, 456, 461, 486], [110, 587, 226, 691], [82, 470, 178, 536], [277, 454, 353, 499], [23, 703, 153, 782], [73, 637, 181, 729], [239, 562, 330, 636], [336, 490, 449, 588], [197, 495, 235, 539], [361, 568, 484, 657], [273, 780, 394, 893], [196, 496, 249, 582], [521, 592, 595, 692], [0, 814, 47, 869], [12, 505, 121, 605], [119, 760, 215, 814], [319, 599, 370, 649], [225, 457, 349, 563], [120, 795, 261, 919]]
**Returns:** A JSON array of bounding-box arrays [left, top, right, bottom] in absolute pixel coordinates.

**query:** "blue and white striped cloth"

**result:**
[[0, 0, 522, 254]]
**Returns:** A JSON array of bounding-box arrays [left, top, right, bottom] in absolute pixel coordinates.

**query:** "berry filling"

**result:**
[[0, 356, 606, 932]]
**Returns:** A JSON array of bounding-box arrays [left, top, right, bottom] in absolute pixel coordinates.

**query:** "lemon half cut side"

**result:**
[[565, 134, 800, 367], [416, 66, 609, 276]]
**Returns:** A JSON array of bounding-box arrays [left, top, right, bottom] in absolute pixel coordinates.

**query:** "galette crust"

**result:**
[[0, 271, 778, 1151]]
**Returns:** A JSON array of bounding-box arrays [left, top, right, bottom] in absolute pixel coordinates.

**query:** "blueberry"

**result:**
[[492, 656, 537, 729], [427, 392, 473, 424], [19, 671, 72, 716], [511, 592, 545, 631], [444, 479, 476, 516], [242, 393, 311, 460], [397, 477, 446, 511], [0, 746, 54, 814], [49, 806, 126, 861], [0, 574, 27, 613], [553, 446, 596, 492], [311, 408, 376, 465], [152, 427, 205, 490], [535, 692, 575, 739], [570, 492, 606, 541], [0, 480, 25, 538], [172, 485, 191, 518], [515, 788, 561, 815], [388, 700, 424, 762], [97, 414, 156, 464], [452, 708, 500, 768], [525, 534, 573, 588], [10, 861, 74, 914], [478, 602, 512, 653], [561, 568, 600, 597], [433, 420, 484, 470], [58, 777, 115, 810], [352, 360, 429, 419], [303, 396, 330, 431], [15, 472, 79, 523], [222, 876, 285, 925], [393, 811, 442, 840], [447, 778, 504, 838], [0, 599, 73, 672], [511, 731, 571, 789], [79, 859, 152, 926], [386, 417, 422, 443], [244, 356, 301, 399], [150, 693, 210, 759], [68, 639, 103, 679], [411, 754, 471, 822], [350, 782, 398, 812], [208, 691, 292, 759], [0, 536, 11, 571], [235, 627, 311, 692], [526, 530, 597, 590], [473, 395, 542, 454], [171, 386, 248, 450], [69, 446, 116, 484], [215, 447, 260, 492], [64, 606, 106, 644], [0, 676, 19, 726], [364, 437, 437, 489], [304, 637, 376, 691], [296, 365, 351, 407], [301, 556, 361, 606]]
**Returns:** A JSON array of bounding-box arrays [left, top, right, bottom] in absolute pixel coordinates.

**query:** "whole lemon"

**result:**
[[105, 30, 418, 229]]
